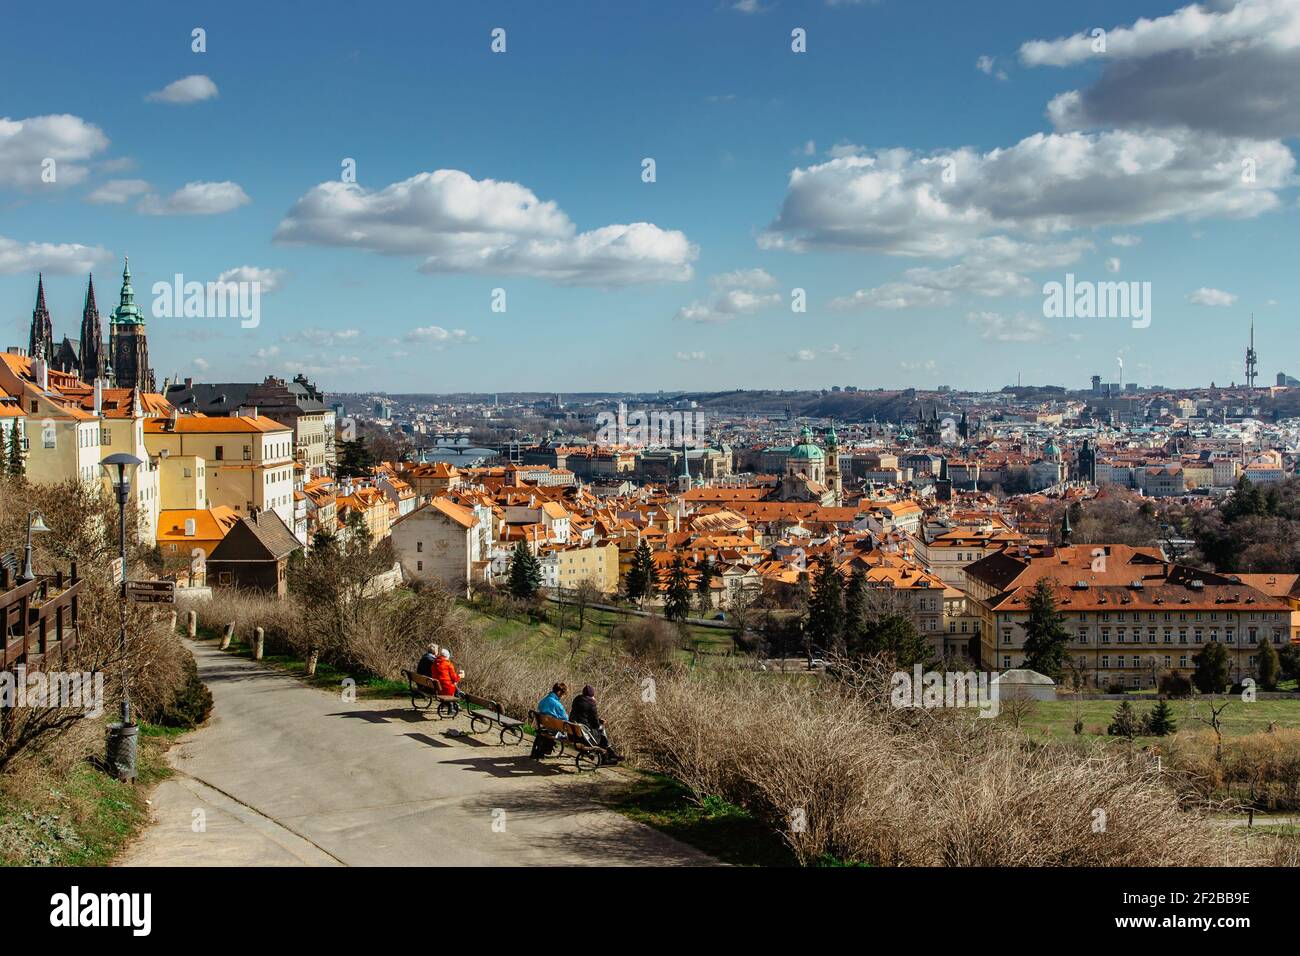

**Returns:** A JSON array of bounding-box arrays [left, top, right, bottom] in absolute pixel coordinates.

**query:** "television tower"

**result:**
[[1245, 317, 1257, 389]]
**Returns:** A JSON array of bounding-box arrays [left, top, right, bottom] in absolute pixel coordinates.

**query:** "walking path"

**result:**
[[120, 640, 713, 867]]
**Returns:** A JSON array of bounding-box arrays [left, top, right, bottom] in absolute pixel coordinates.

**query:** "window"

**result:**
[[416, 561, 423, 572], [215, 445, 224, 461], [416, 541, 423, 553]]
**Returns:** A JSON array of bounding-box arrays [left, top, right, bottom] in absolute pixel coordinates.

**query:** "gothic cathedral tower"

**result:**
[[825, 423, 842, 505], [108, 258, 155, 392], [29, 274, 54, 362], [79, 274, 106, 381]]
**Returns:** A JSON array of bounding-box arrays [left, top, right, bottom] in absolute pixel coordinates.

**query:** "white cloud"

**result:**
[[192, 357, 210, 371], [1187, 287, 1237, 306], [790, 349, 817, 362], [139, 181, 250, 215], [676, 268, 782, 322], [676, 351, 707, 362], [217, 265, 286, 293], [1023, 0, 1300, 138], [0, 236, 113, 275], [86, 178, 152, 204], [1105, 257, 1121, 273], [1110, 234, 1142, 247], [146, 75, 220, 105], [275, 170, 695, 286], [976, 55, 1008, 80], [967, 310, 1047, 343], [403, 325, 476, 347], [0, 114, 108, 189], [762, 132, 1291, 259], [789, 344, 851, 362]]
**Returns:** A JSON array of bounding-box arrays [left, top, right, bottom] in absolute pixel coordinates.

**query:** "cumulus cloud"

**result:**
[[761, 132, 1290, 259], [1110, 234, 1142, 247], [217, 265, 286, 293], [275, 170, 695, 286], [139, 181, 250, 215], [146, 75, 220, 104], [0, 114, 108, 188], [967, 310, 1047, 343], [676, 350, 708, 362], [86, 178, 152, 204], [0, 236, 113, 275], [1023, 0, 1300, 138], [675, 268, 781, 322], [282, 328, 359, 346], [1187, 287, 1237, 306], [402, 325, 476, 347], [789, 344, 851, 362]]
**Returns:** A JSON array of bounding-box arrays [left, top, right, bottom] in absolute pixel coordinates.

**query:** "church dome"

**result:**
[[788, 425, 824, 461]]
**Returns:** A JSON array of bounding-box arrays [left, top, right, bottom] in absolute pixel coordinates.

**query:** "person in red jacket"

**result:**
[[431, 648, 463, 697]]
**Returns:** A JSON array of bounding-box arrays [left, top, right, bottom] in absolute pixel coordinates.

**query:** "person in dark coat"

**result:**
[[416, 643, 440, 678], [569, 685, 622, 764]]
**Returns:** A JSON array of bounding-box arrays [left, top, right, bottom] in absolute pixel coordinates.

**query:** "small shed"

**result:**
[[207, 510, 302, 596], [992, 668, 1057, 702]]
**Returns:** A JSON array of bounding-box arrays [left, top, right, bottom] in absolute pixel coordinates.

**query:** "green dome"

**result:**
[[788, 425, 824, 461]]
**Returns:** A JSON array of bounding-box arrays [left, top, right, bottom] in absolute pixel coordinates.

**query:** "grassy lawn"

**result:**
[[0, 722, 183, 866], [1013, 697, 1300, 741], [472, 601, 737, 666], [609, 770, 798, 867]]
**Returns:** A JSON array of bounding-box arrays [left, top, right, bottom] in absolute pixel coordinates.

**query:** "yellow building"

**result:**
[[144, 414, 295, 529]]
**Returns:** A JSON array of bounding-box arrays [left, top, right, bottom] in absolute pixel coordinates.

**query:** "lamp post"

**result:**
[[100, 452, 141, 780], [17, 510, 52, 584]]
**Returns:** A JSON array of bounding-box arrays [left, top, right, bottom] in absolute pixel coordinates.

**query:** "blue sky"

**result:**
[[2, 0, 1297, 393]]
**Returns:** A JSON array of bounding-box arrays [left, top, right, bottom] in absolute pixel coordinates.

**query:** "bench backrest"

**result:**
[[531, 711, 568, 734], [459, 691, 501, 714], [403, 668, 440, 692]]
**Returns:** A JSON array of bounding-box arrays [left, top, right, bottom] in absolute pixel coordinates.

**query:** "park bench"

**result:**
[[400, 669, 459, 718], [459, 690, 526, 745], [529, 710, 606, 772]]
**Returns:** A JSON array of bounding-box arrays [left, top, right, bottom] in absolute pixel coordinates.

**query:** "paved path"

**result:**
[[121, 640, 712, 867]]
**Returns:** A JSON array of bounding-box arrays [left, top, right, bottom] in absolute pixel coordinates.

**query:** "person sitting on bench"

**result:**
[[530, 682, 568, 758], [416, 643, 441, 679], [431, 648, 463, 697], [570, 685, 622, 765]]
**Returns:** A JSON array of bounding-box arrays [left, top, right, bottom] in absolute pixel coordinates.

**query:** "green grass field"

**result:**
[[1014, 697, 1300, 742]]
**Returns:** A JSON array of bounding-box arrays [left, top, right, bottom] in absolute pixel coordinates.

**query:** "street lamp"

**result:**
[[17, 510, 52, 583], [100, 452, 141, 781]]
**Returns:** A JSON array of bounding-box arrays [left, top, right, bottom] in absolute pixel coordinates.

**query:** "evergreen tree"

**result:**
[[859, 615, 931, 669], [1020, 579, 1071, 680], [507, 541, 541, 600], [696, 555, 716, 614], [626, 541, 655, 603], [1192, 640, 1231, 694], [7, 425, 23, 477], [842, 567, 867, 655], [1145, 697, 1177, 737], [336, 438, 375, 480], [1107, 700, 1141, 740], [1257, 638, 1280, 691], [664, 556, 691, 622], [806, 553, 844, 655], [0, 429, 7, 479]]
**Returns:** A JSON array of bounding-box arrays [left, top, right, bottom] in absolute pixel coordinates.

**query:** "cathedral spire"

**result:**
[[79, 273, 105, 382], [29, 273, 54, 362]]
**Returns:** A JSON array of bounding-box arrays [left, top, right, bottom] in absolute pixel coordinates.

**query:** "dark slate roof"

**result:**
[[209, 510, 302, 562], [165, 380, 328, 414]]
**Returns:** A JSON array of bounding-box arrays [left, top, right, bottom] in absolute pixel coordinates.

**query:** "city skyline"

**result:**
[[2, 0, 1297, 393]]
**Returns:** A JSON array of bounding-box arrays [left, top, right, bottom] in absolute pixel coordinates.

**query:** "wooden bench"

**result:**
[[401, 669, 459, 717], [459, 691, 526, 746], [529, 710, 606, 772]]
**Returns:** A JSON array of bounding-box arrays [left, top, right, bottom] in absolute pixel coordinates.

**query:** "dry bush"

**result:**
[[1163, 728, 1300, 812]]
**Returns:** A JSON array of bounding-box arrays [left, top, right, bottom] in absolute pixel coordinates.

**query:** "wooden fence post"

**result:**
[[220, 622, 234, 650]]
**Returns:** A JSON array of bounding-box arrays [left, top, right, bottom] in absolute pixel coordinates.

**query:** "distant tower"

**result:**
[[1060, 507, 1073, 544], [676, 436, 692, 492], [79, 274, 105, 382], [1246, 318, 1258, 389], [825, 422, 842, 505], [107, 257, 155, 392], [29, 274, 54, 362]]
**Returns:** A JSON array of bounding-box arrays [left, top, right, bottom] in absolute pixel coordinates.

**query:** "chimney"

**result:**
[[184, 518, 196, 536], [32, 358, 48, 391], [184, 377, 193, 388], [93, 378, 104, 416]]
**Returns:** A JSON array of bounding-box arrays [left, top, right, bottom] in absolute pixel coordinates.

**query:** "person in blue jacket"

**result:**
[[531, 682, 568, 758]]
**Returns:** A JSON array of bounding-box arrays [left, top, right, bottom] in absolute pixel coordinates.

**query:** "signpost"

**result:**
[[126, 580, 176, 605]]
